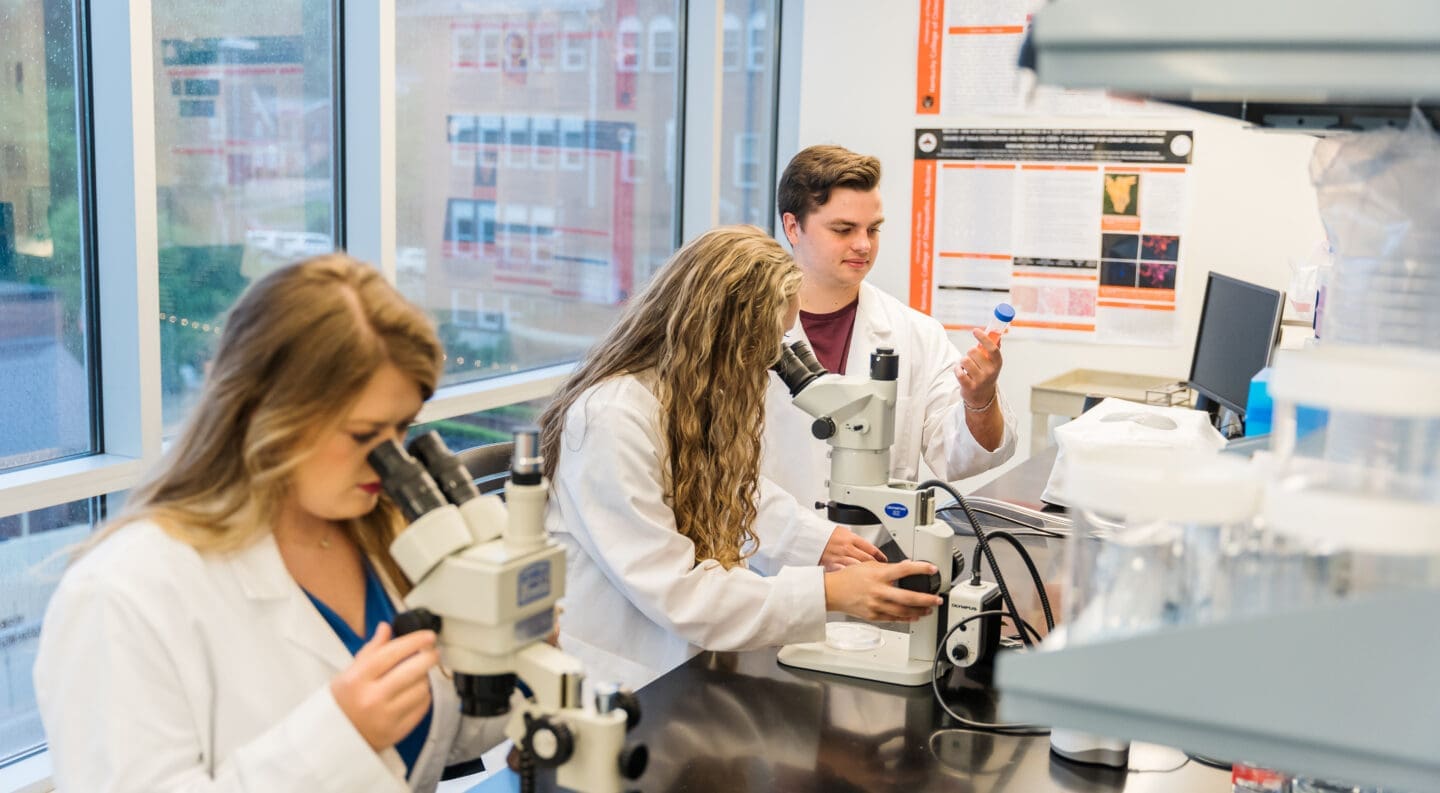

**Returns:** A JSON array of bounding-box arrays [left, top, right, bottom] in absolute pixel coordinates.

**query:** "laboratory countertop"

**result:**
[[474, 447, 1229, 793], [478, 644, 1227, 792]]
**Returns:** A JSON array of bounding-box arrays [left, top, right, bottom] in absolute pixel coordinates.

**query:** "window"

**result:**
[[733, 133, 761, 188], [501, 204, 528, 263], [407, 397, 551, 459], [648, 17, 676, 73], [452, 26, 479, 70], [446, 198, 479, 246], [559, 116, 586, 171], [560, 16, 589, 72], [622, 129, 648, 184], [154, 5, 337, 431], [451, 288, 479, 327], [0, 1, 93, 475], [530, 116, 557, 170], [616, 16, 641, 73], [396, 1, 681, 387], [530, 206, 556, 264], [746, 10, 768, 72], [719, 1, 780, 228], [532, 24, 558, 71], [504, 114, 530, 169], [0, 499, 98, 763], [722, 13, 742, 72], [0, 11, 94, 772], [449, 114, 476, 166], [479, 27, 503, 71]]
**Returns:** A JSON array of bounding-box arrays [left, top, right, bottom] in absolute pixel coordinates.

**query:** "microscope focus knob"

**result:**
[[618, 744, 649, 780], [811, 417, 837, 440], [522, 713, 574, 768], [615, 689, 642, 731], [392, 608, 442, 636]]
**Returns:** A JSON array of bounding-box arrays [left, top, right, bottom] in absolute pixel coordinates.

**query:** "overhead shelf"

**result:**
[[1030, 0, 1440, 105], [996, 589, 1440, 791]]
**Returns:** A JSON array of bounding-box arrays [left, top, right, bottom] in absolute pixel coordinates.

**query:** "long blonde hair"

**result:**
[[85, 255, 443, 588], [539, 225, 801, 568]]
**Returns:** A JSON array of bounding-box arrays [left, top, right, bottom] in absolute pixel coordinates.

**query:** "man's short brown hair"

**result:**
[[777, 145, 881, 228]]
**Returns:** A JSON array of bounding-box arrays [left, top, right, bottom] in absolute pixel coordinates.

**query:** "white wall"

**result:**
[[788, 0, 1326, 486]]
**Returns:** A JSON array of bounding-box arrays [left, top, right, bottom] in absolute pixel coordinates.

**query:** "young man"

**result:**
[[761, 145, 1017, 558]]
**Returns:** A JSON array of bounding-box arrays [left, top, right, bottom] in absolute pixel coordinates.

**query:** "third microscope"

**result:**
[[770, 341, 1004, 686]]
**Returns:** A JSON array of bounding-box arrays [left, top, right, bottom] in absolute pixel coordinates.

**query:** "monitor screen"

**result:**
[[1187, 272, 1285, 416]]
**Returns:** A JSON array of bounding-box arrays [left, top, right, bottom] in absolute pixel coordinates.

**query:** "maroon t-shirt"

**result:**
[[799, 298, 860, 374]]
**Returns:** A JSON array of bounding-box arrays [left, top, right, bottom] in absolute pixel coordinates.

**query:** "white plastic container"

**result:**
[[1054, 446, 1262, 768], [1263, 346, 1440, 604], [1061, 446, 1263, 639]]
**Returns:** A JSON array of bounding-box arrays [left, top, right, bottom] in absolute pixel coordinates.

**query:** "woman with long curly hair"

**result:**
[[540, 225, 943, 688], [35, 256, 507, 792]]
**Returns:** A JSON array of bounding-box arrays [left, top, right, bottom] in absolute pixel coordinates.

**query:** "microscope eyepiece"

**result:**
[[408, 431, 482, 506], [510, 427, 543, 486], [772, 341, 826, 396], [366, 440, 449, 522], [869, 347, 899, 381]]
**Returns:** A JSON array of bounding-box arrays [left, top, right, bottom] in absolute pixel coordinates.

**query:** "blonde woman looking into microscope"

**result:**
[[34, 256, 508, 792], [539, 225, 944, 689]]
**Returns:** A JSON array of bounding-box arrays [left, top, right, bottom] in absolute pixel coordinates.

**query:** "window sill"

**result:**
[[0, 749, 53, 793], [0, 454, 145, 518]]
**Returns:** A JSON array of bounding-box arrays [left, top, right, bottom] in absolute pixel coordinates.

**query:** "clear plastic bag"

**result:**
[[1309, 108, 1440, 348]]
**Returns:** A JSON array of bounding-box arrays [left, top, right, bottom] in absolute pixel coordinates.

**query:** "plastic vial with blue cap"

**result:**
[[984, 302, 1015, 341]]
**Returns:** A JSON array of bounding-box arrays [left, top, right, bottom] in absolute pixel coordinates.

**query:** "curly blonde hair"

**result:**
[[540, 226, 801, 568], [81, 255, 443, 591]]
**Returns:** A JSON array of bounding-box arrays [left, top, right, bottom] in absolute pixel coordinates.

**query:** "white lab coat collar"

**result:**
[[226, 533, 353, 674]]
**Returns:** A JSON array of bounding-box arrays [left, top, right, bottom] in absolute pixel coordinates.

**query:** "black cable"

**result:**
[[974, 529, 1054, 632], [1130, 755, 1192, 774], [921, 480, 1032, 647], [1187, 752, 1231, 770], [930, 609, 1048, 734]]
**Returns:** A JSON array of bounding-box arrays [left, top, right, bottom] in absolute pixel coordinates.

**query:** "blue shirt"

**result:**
[[305, 561, 433, 777]]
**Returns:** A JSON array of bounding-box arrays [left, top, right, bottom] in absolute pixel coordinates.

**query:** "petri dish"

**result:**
[[824, 622, 882, 651]]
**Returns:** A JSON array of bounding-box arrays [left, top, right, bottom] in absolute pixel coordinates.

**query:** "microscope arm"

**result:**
[[512, 642, 586, 711], [503, 643, 644, 793]]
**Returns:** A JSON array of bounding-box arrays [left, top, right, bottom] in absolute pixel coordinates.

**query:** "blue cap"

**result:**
[[993, 302, 1015, 322]]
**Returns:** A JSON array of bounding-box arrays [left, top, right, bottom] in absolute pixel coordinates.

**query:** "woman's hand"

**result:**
[[823, 560, 943, 622], [330, 622, 438, 751], [820, 526, 887, 570]]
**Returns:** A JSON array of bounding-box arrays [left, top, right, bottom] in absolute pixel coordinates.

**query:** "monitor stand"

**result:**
[[1194, 394, 1244, 439]]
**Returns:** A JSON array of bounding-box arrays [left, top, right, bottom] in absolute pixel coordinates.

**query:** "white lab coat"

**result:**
[[546, 374, 829, 690], [34, 521, 507, 793], [760, 282, 1018, 558]]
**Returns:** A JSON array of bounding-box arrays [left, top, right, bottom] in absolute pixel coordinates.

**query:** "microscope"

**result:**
[[770, 342, 1001, 686], [367, 429, 647, 793]]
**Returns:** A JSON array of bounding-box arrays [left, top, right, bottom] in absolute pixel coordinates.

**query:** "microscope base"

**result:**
[[778, 627, 937, 687]]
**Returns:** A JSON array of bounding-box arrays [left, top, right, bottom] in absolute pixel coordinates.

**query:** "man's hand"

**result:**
[[820, 526, 887, 571], [954, 329, 1003, 410]]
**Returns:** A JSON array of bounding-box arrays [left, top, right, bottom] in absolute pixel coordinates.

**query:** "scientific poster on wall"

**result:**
[[915, 0, 1111, 116], [909, 128, 1194, 345]]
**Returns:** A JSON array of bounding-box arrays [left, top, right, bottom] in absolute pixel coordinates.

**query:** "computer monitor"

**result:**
[[1187, 272, 1285, 433]]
